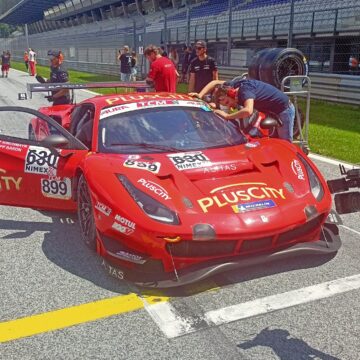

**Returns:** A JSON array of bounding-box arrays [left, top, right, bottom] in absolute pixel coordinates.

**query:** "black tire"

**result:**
[[77, 175, 97, 250], [248, 49, 269, 80], [258, 48, 308, 89]]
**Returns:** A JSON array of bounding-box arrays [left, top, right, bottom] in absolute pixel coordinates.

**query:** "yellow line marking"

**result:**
[[0, 294, 169, 343]]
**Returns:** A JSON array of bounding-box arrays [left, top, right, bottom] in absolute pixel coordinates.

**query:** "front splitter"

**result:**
[[101, 225, 341, 288]]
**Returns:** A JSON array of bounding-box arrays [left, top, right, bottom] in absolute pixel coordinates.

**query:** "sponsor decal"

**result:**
[[0, 168, 22, 191], [24, 146, 59, 176], [232, 200, 277, 213], [0, 141, 27, 152], [291, 159, 305, 181], [114, 251, 146, 264], [137, 178, 171, 200], [105, 93, 193, 106], [203, 163, 237, 174], [100, 104, 130, 117], [95, 201, 112, 216], [100, 98, 207, 119], [101, 259, 124, 280], [112, 214, 136, 236], [197, 182, 285, 213], [245, 142, 260, 148], [123, 158, 161, 173], [168, 151, 211, 171], [41, 177, 71, 199]]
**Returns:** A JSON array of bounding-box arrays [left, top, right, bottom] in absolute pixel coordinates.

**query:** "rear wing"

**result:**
[[24, 81, 151, 99]]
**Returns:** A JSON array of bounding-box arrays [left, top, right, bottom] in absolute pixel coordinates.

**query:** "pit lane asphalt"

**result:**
[[1, 70, 359, 359]]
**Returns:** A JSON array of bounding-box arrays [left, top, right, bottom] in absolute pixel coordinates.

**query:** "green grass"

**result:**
[[11, 61, 360, 163]]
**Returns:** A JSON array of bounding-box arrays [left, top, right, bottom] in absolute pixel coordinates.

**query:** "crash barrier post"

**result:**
[[281, 75, 311, 151]]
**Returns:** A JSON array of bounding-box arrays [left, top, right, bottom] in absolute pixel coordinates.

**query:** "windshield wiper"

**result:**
[[109, 142, 180, 152]]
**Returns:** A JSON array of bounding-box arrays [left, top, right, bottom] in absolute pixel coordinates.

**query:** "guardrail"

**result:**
[[14, 57, 360, 106]]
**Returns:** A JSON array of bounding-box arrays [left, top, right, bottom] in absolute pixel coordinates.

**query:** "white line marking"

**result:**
[[309, 153, 355, 169], [206, 274, 360, 325], [340, 225, 360, 237], [142, 299, 196, 338], [145, 274, 360, 338]]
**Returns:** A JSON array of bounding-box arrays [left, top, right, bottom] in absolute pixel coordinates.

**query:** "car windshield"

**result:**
[[98, 106, 247, 154]]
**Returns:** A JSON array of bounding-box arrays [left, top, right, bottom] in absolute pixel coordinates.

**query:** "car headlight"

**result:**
[[117, 174, 180, 225], [297, 154, 324, 201]]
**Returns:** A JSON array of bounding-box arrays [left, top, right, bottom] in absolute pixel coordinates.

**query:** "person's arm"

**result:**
[[214, 98, 254, 120], [146, 63, 156, 84], [190, 79, 225, 99], [212, 69, 219, 81], [188, 72, 196, 93]]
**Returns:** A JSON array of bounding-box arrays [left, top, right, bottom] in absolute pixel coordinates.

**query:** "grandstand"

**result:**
[[0, 0, 359, 75]]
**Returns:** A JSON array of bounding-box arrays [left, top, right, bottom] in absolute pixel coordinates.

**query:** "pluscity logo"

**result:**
[[197, 182, 286, 213], [291, 159, 305, 181], [0, 168, 22, 191], [137, 178, 171, 200]]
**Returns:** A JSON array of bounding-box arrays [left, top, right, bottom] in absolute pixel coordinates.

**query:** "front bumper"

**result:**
[[101, 223, 341, 288]]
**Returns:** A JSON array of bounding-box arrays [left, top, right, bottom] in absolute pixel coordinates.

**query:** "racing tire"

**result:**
[[258, 48, 308, 89], [248, 49, 269, 80], [77, 175, 97, 251]]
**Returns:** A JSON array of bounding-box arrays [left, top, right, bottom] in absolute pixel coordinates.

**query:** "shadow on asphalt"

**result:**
[[237, 326, 342, 359], [0, 213, 131, 295]]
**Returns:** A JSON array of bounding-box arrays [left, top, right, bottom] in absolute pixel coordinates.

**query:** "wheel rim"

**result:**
[[78, 179, 95, 246], [276, 57, 304, 86]]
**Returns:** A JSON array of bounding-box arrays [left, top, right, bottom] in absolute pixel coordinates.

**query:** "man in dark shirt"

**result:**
[[191, 79, 295, 142], [46, 50, 70, 105], [118, 45, 132, 82], [144, 45, 178, 92], [188, 40, 218, 93], [1, 51, 11, 78]]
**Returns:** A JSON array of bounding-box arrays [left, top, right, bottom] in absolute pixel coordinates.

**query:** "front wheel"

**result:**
[[77, 175, 97, 250]]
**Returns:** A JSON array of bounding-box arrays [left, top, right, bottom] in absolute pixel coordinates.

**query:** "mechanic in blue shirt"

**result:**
[[42, 50, 70, 105], [190, 79, 295, 142]]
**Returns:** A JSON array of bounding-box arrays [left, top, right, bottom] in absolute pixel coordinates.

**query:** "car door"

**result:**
[[0, 106, 88, 211]]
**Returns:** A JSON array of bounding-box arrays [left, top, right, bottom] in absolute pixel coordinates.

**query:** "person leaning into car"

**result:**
[[46, 50, 70, 105], [189, 78, 295, 142]]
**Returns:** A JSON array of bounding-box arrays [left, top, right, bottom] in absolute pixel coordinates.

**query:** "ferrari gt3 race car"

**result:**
[[0, 89, 340, 287]]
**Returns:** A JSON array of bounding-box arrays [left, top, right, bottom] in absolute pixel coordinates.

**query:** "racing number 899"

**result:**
[[41, 179, 70, 198], [124, 159, 160, 173]]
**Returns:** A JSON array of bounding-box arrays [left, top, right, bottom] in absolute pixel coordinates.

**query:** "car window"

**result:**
[[98, 107, 247, 154]]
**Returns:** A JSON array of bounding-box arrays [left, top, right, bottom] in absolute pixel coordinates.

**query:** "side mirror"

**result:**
[[260, 117, 282, 130], [42, 134, 69, 149]]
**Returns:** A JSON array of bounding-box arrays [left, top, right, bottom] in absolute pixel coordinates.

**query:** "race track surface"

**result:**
[[1, 69, 359, 360]]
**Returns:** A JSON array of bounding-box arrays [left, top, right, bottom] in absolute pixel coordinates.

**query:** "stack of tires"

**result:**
[[248, 48, 309, 89]]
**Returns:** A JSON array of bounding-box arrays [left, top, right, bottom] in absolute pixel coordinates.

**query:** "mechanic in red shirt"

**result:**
[[144, 45, 178, 92]]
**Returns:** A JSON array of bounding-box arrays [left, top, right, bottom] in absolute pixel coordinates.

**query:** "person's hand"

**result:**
[[214, 109, 230, 120], [188, 92, 200, 98], [208, 102, 217, 109], [45, 95, 53, 102]]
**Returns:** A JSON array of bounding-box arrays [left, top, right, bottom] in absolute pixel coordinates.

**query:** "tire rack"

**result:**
[[281, 75, 311, 153]]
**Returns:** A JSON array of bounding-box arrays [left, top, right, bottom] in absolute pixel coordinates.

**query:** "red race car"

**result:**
[[0, 85, 341, 287]]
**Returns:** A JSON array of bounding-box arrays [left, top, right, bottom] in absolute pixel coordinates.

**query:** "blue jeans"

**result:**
[[121, 73, 131, 82], [277, 103, 295, 142]]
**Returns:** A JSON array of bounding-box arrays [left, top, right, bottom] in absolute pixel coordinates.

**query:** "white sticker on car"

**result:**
[[41, 177, 71, 199], [167, 151, 211, 171], [25, 146, 59, 176], [95, 201, 112, 216], [291, 159, 305, 180], [137, 178, 171, 200], [123, 159, 161, 174]]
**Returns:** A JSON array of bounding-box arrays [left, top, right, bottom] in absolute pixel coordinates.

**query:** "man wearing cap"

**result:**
[[144, 45, 178, 92], [45, 50, 70, 105], [118, 46, 132, 82], [188, 40, 218, 93]]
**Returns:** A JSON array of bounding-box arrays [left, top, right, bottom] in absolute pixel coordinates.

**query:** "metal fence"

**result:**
[[0, 0, 359, 102]]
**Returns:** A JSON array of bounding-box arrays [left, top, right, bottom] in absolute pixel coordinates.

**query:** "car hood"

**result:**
[[86, 140, 328, 234]]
